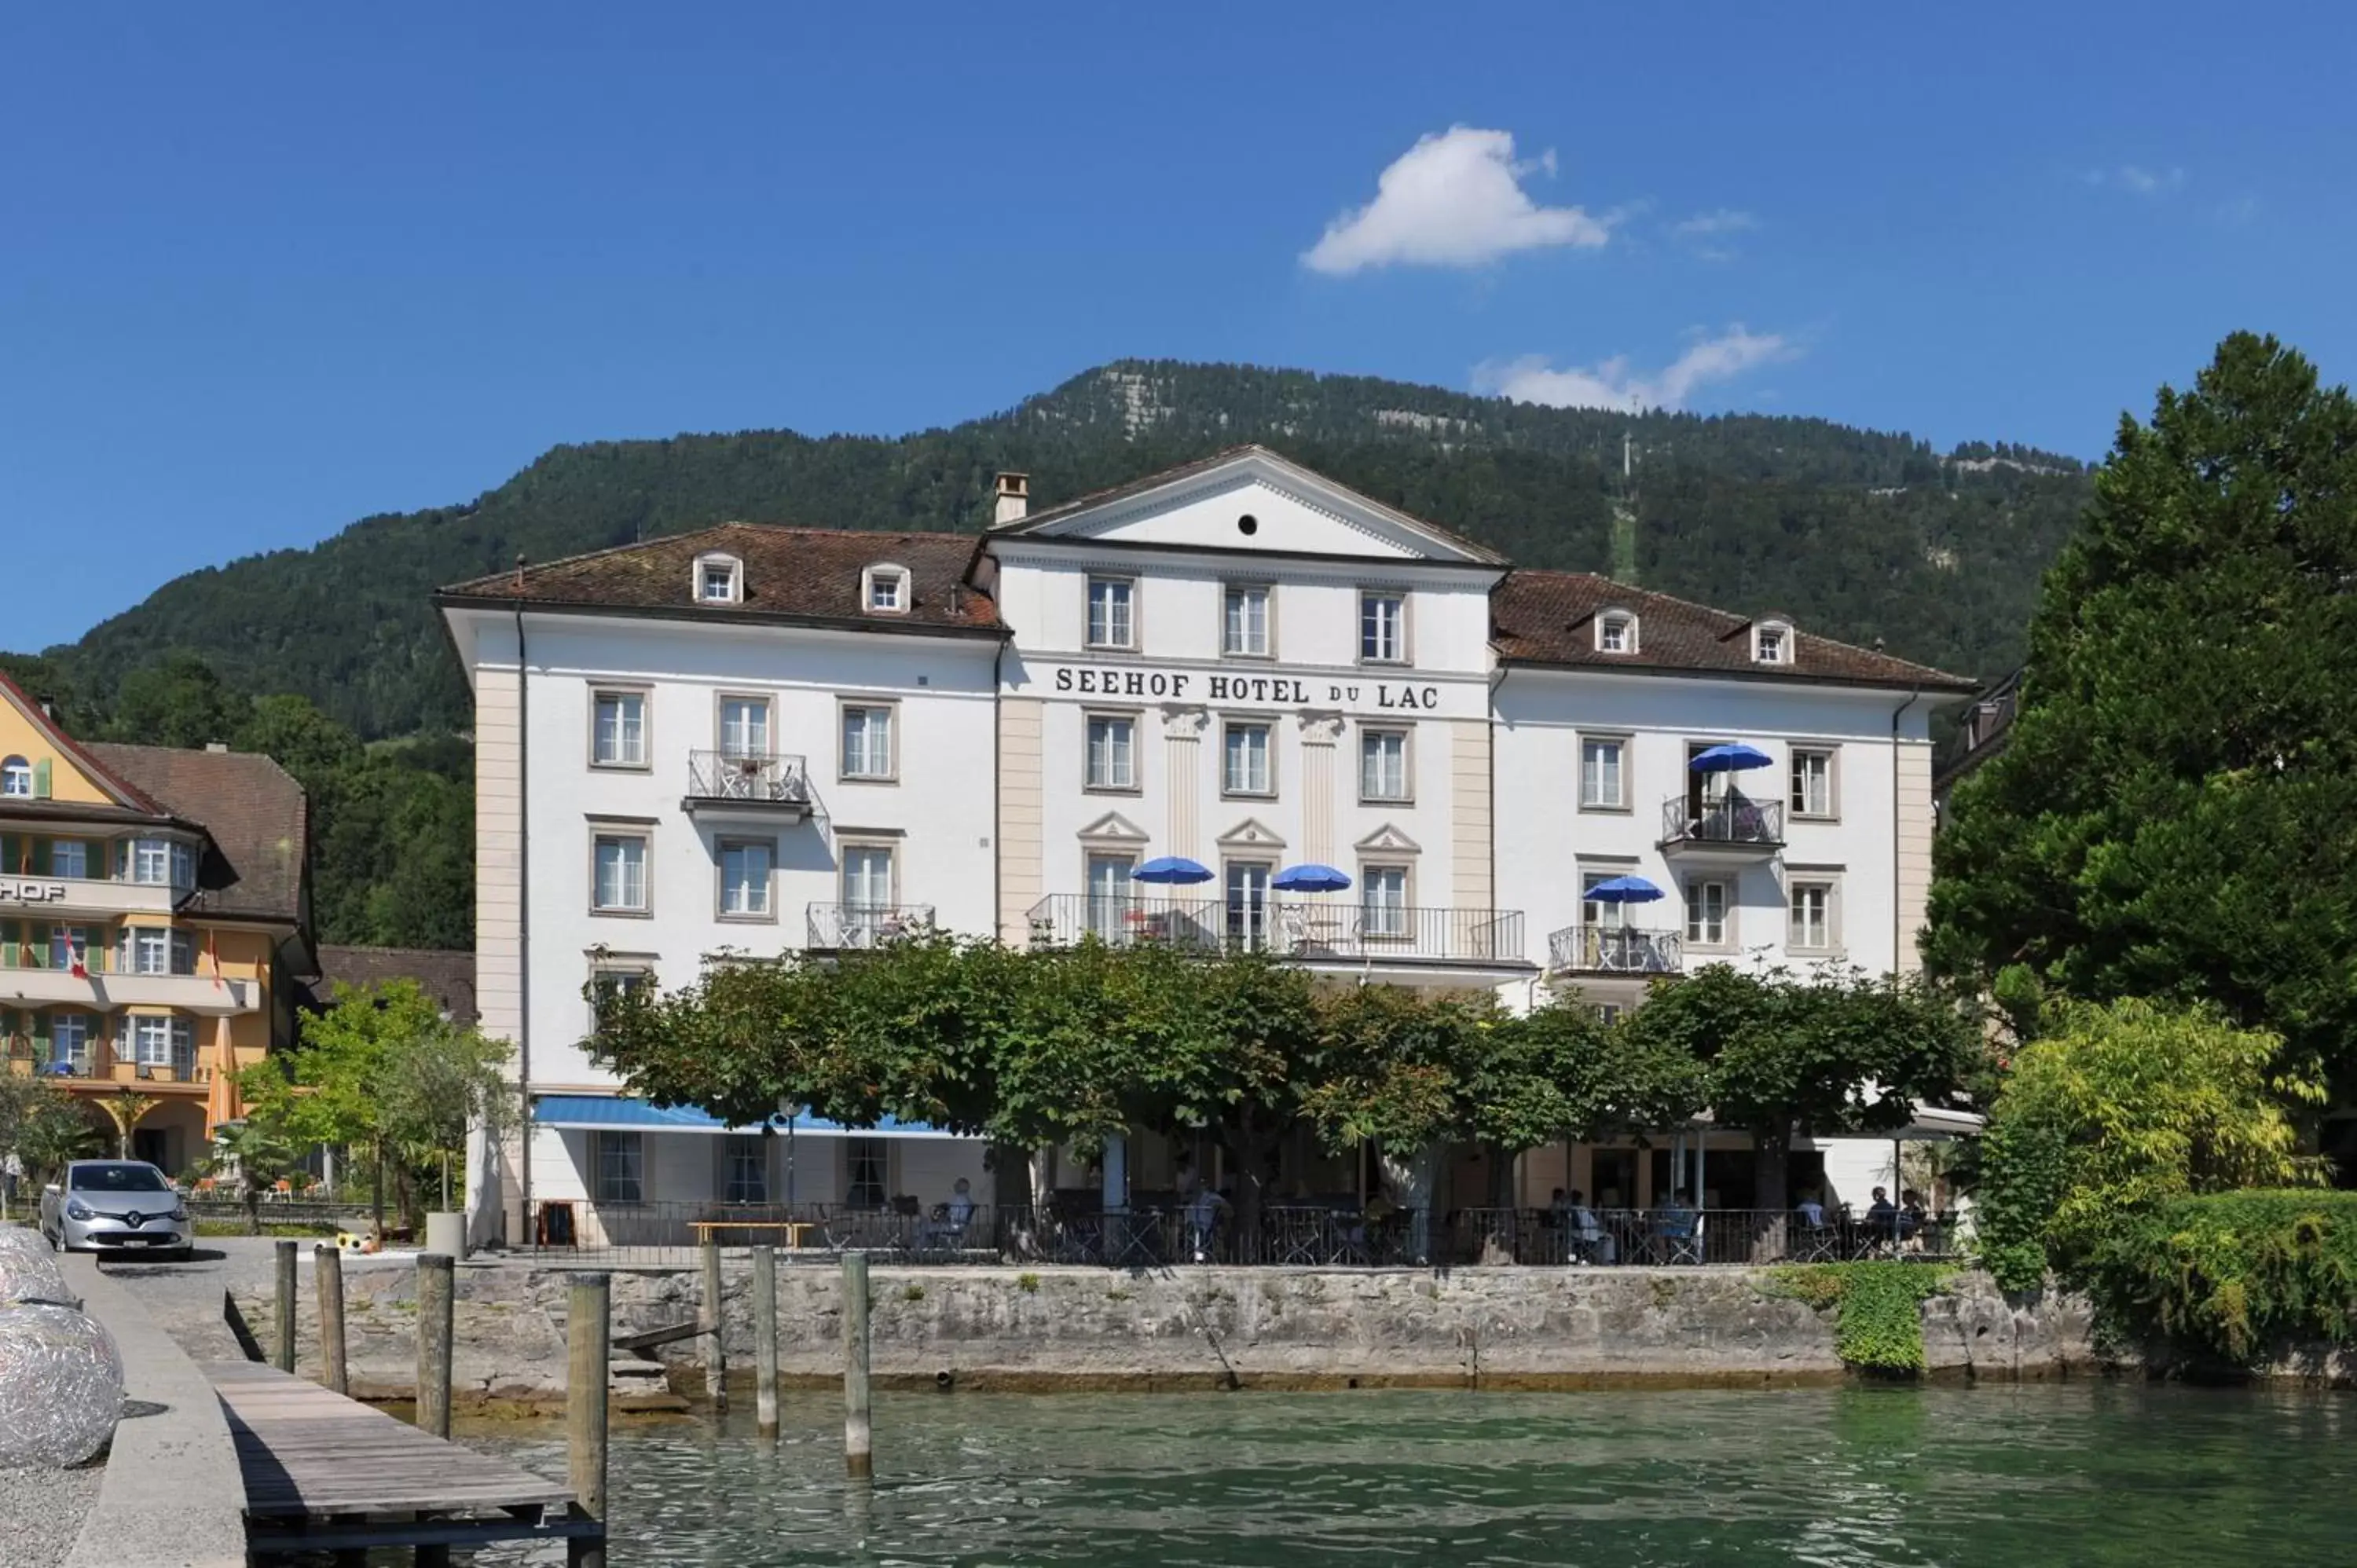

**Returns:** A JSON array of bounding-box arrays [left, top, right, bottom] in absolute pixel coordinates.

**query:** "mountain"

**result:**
[[40, 361, 2086, 738]]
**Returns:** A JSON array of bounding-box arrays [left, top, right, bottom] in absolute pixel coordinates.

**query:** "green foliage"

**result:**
[[1928, 332, 2357, 1099], [197, 1104, 306, 1235], [1974, 998, 2324, 1291], [0, 1073, 99, 1187], [1768, 1262, 1952, 1373], [1016, 1272, 1040, 1294], [2084, 1191, 2357, 1364]]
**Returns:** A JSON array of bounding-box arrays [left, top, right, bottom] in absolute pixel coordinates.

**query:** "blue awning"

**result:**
[[530, 1094, 959, 1140]]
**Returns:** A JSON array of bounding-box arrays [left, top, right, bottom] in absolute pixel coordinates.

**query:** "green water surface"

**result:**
[[474, 1383, 2353, 1566]]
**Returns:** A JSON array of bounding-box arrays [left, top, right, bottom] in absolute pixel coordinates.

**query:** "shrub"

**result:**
[[2084, 1190, 2357, 1365], [1767, 1262, 1952, 1374]]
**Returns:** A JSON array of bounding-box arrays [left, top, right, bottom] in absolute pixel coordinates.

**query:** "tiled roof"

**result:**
[[82, 743, 310, 924], [437, 524, 1003, 636], [1490, 570, 1978, 691], [313, 945, 478, 1026]]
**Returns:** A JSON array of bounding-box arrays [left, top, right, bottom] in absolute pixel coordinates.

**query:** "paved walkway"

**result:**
[[90, 1237, 280, 1363]]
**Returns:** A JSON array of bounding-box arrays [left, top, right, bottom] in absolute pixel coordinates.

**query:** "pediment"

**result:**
[[993, 448, 1501, 566], [1076, 811, 1152, 845], [1354, 822, 1423, 855], [1215, 817, 1288, 851]]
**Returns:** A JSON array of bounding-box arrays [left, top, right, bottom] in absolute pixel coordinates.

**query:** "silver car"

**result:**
[[40, 1160, 193, 1259]]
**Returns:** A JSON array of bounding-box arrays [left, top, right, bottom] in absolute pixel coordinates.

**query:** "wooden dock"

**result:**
[[203, 1360, 604, 1559]]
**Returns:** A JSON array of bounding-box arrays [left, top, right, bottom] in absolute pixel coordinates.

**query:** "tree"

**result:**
[[1928, 333, 2357, 1101], [1974, 998, 2325, 1290], [0, 1075, 98, 1210], [197, 1102, 305, 1236], [1620, 965, 1980, 1217], [105, 650, 247, 749]]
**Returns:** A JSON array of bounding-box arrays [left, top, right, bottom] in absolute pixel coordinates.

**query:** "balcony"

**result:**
[[1659, 793, 1784, 858], [7, 1046, 205, 1088], [682, 751, 814, 825], [1545, 924, 1683, 976], [0, 874, 178, 920], [0, 952, 256, 1015], [806, 903, 936, 951], [1025, 895, 1530, 979]]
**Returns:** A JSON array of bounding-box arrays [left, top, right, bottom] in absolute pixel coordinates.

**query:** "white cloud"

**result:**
[[1472, 328, 1793, 412], [1302, 126, 1613, 275], [1672, 208, 1758, 237], [2084, 164, 2186, 196]]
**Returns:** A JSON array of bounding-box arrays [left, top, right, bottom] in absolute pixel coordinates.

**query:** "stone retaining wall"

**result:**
[[229, 1259, 2102, 1405]]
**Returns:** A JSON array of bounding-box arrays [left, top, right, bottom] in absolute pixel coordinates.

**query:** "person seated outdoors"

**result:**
[[1561, 1188, 1614, 1265], [1651, 1189, 1699, 1261], [1184, 1178, 1230, 1264], [1864, 1186, 1901, 1244], [1794, 1189, 1827, 1228], [1898, 1187, 1930, 1246]]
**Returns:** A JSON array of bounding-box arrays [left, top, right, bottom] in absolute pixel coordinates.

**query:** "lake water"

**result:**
[[470, 1383, 2354, 1566]]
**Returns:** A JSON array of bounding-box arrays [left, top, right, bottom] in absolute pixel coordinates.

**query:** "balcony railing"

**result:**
[[684, 751, 812, 808], [1026, 895, 1527, 968], [1660, 792, 1784, 850], [1546, 925, 1683, 975], [806, 903, 936, 951]]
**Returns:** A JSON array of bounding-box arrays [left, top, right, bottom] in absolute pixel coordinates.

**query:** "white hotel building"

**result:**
[[437, 449, 1973, 1247]]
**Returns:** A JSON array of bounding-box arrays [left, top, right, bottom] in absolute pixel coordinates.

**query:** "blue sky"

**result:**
[[5, 3, 2352, 651]]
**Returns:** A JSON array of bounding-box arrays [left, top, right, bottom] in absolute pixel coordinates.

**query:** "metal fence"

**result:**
[[805, 903, 936, 950], [684, 750, 811, 805], [1545, 925, 1682, 975], [1660, 793, 1785, 848], [1025, 895, 1526, 966]]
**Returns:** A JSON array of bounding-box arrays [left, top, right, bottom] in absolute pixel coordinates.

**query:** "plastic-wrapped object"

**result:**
[[0, 1249, 73, 1308], [0, 1303, 124, 1467]]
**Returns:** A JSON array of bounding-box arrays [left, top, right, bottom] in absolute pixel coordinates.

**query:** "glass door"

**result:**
[[1225, 862, 1272, 951], [841, 846, 894, 947], [1087, 853, 1135, 943]]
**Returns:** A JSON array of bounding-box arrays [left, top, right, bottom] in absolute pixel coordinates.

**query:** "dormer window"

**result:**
[[693, 552, 744, 605], [1596, 610, 1639, 655], [863, 564, 910, 614], [1753, 620, 1794, 665]]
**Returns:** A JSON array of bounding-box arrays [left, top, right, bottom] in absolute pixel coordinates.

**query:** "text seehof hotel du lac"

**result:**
[[1050, 665, 1446, 711]]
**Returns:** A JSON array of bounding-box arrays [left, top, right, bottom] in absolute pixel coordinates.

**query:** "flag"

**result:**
[[206, 929, 225, 991], [65, 933, 86, 980]]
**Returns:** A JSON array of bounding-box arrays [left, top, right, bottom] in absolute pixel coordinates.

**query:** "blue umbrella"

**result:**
[[1585, 874, 1665, 904], [1132, 855, 1214, 885], [1689, 742, 1773, 774], [1272, 863, 1352, 892]]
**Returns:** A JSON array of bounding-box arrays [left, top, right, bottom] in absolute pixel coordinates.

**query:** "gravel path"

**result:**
[[0, 1458, 103, 1568], [93, 1238, 279, 1362]]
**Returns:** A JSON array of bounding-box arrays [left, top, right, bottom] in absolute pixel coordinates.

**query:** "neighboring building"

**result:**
[[0, 677, 313, 1176], [313, 944, 478, 1027], [1934, 666, 2024, 814], [437, 449, 1975, 1245]]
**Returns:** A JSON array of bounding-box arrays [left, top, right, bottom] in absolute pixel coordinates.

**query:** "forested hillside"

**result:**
[[7, 360, 2091, 950]]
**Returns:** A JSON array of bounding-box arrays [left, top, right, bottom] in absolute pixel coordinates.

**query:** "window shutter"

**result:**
[[31, 838, 50, 875], [31, 759, 50, 799], [0, 835, 16, 875]]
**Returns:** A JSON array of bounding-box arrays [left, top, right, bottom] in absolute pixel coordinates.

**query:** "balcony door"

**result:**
[[1087, 853, 1135, 943], [720, 698, 772, 761], [841, 845, 895, 947], [1225, 861, 1273, 951]]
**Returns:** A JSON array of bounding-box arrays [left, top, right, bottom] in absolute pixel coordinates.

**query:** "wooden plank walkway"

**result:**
[[203, 1360, 599, 1557]]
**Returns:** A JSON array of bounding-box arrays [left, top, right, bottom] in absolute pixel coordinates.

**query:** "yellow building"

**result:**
[[0, 675, 313, 1176]]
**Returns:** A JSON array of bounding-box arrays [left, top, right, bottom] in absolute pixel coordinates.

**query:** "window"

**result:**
[[1595, 1002, 1627, 1027], [694, 554, 742, 604], [1580, 738, 1627, 809], [1597, 612, 1637, 654], [1085, 715, 1136, 790], [1225, 862, 1273, 950], [1789, 881, 1835, 951], [50, 1012, 87, 1072], [1223, 722, 1273, 796], [1086, 852, 1135, 942], [592, 692, 647, 768], [588, 966, 652, 1032], [123, 927, 192, 976], [841, 705, 896, 779], [1086, 577, 1135, 650], [1361, 866, 1409, 938], [126, 837, 195, 888], [1222, 584, 1270, 657], [1360, 729, 1409, 803], [592, 833, 649, 914], [595, 1131, 645, 1203], [1685, 880, 1728, 947], [719, 840, 773, 918], [120, 1014, 190, 1072], [0, 757, 27, 797], [1360, 592, 1407, 663], [49, 841, 86, 880], [1753, 621, 1793, 665], [863, 565, 908, 614], [846, 1138, 888, 1208], [47, 925, 91, 971], [719, 697, 771, 760], [724, 1136, 768, 1204], [841, 844, 894, 911], [1582, 872, 1629, 932], [1791, 749, 1835, 818]]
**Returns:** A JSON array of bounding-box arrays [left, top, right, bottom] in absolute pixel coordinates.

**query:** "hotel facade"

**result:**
[[438, 449, 1973, 1247]]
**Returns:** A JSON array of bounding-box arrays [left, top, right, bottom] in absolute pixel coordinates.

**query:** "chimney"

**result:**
[[515, 553, 528, 591], [204, 742, 229, 753], [992, 472, 1030, 526]]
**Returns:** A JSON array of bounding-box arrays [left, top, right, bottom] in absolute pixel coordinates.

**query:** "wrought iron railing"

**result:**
[[1545, 925, 1683, 975], [685, 750, 812, 805], [806, 903, 937, 951], [1025, 896, 1526, 965], [1660, 793, 1784, 848]]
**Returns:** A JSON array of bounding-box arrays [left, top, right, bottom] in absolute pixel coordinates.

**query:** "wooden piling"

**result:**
[[701, 1236, 728, 1412], [273, 1238, 297, 1373], [566, 1272, 611, 1568], [842, 1251, 872, 1479], [417, 1252, 454, 1440], [752, 1244, 779, 1438], [313, 1243, 347, 1396]]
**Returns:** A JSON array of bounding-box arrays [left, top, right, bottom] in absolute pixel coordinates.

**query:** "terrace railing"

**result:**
[[806, 903, 937, 951], [1660, 793, 1784, 850], [1025, 896, 1527, 967], [685, 750, 812, 806], [1545, 925, 1682, 975]]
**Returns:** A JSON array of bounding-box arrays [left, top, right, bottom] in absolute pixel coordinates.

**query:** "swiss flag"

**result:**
[[65, 937, 87, 980]]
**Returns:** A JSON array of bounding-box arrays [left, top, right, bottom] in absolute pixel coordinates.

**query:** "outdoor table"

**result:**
[[689, 1218, 820, 1249]]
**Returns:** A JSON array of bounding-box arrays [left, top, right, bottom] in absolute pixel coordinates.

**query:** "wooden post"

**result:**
[[416, 1252, 454, 1439], [753, 1244, 779, 1438], [566, 1272, 611, 1568], [273, 1239, 297, 1372], [314, 1243, 347, 1395], [842, 1251, 872, 1479], [700, 1236, 727, 1412]]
